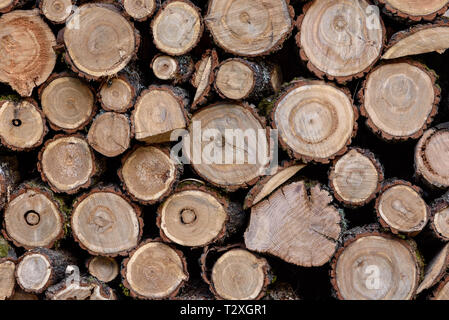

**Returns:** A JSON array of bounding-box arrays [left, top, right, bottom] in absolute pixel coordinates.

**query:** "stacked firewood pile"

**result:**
[[2, 0, 449, 300]]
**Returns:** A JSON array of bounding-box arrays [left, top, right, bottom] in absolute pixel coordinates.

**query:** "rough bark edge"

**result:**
[[150, 54, 194, 84], [328, 147, 385, 207], [156, 180, 244, 248], [189, 101, 270, 192], [199, 243, 272, 300], [0, 99, 48, 152], [37, 72, 97, 133], [121, 238, 189, 300], [431, 274, 449, 299], [1, 182, 66, 250], [374, 179, 430, 236], [98, 73, 137, 113], [417, 243, 449, 294], [37, 133, 97, 195], [329, 224, 423, 300], [358, 59, 440, 141], [430, 191, 449, 241], [191, 49, 219, 110], [117, 144, 183, 205], [383, 20, 449, 59], [150, 0, 204, 56], [270, 79, 359, 164], [205, 0, 295, 57], [295, 1, 387, 84], [121, 0, 160, 22], [375, 0, 449, 22], [63, 3, 141, 81], [70, 184, 143, 257], [0, 0, 20, 13]]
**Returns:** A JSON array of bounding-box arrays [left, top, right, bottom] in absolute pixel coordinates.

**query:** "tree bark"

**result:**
[[156, 180, 244, 247], [71, 185, 143, 256], [118, 145, 182, 204], [296, 0, 385, 83], [271, 79, 358, 163], [432, 275, 449, 300], [87, 112, 132, 157], [245, 180, 343, 267], [329, 148, 384, 207], [151, 0, 203, 55], [0, 99, 47, 151], [131, 85, 189, 144], [0, 9, 57, 96], [121, 0, 159, 21], [359, 60, 439, 141], [38, 73, 96, 133], [0, 258, 15, 300], [121, 239, 189, 299], [330, 225, 422, 300], [2, 181, 66, 249], [0, 155, 20, 212], [191, 49, 219, 109], [38, 0, 74, 24], [205, 0, 294, 57], [151, 54, 194, 84], [375, 0, 449, 22], [86, 256, 119, 283], [417, 243, 449, 294], [214, 58, 282, 101]]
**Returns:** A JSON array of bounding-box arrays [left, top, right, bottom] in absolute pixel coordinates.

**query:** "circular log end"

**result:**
[[123, 0, 157, 21], [16, 253, 51, 293], [215, 59, 255, 100], [41, 0, 73, 23], [87, 256, 119, 282]]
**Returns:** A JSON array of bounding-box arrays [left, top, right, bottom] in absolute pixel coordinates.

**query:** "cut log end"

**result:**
[[0, 259, 15, 300], [215, 59, 255, 100], [211, 248, 270, 300], [329, 149, 383, 206], [0, 9, 57, 96], [123, 0, 157, 21], [40, 75, 95, 132], [417, 243, 449, 294], [332, 234, 420, 300], [0, 99, 47, 151], [152, 55, 179, 80], [206, 0, 293, 56], [72, 188, 141, 256], [361, 61, 439, 140], [433, 206, 449, 240], [297, 0, 384, 81], [99, 76, 135, 113], [87, 256, 119, 282], [40, 0, 73, 24], [151, 0, 202, 55], [273, 80, 357, 163], [245, 181, 342, 267], [378, 0, 449, 21], [123, 241, 188, 299], [39, 135, 95, 194], [119, 146, 180, 204], [16, 252, 54, 293], [433, 276, 449, 300], [87, 112, 132, 157]]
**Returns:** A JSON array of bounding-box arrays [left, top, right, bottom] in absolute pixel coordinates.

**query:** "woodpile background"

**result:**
[[2, 0, 449, 300]]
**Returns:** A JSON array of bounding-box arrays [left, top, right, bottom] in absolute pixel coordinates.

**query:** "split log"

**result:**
[[191, 49, 219, 109], [151, 0, 203, 55], [0, 259, 15, 300], [0, 99, 47, 151], [38, 74, 96, 133], [39, 0, 74, 24], [375, 180, 429, 235], [156, 180, 244, 247], [132, 85, 189, 144], [376, 0, 449, 22], [383, 21, 449, 59], [98, 74, 136, 113], [205, 0, 294, 56], [271, 80, 357, 163], [0, 9, 57, 96], [244, 161, 306, 209], [200, 245, 271, 300], [244, 180, 343, 267], [359, 60, 439, 141], [63, 3, 140, 79], [86, 256, 119, 283], [38, 135, 98, 194], [331, 226, 422, 300], [187, 102, 270, 191], [151, 54, 194, 84], [87, 112, 132, 157], [432, 275, 449, 299], [15, 248, 74, 294], [417, 243, 449, 294], [415, 124, 449, 188], [121, 240, 189, 299], [0, 155, 20, 212], [118, 145, 182, 204], [2, 182, 65, 249], [430, 191, 449, 240], [214, 58, 282, 101], [122, 0, 159, 21], [296, 0, 385, 83], [71, 186, 142, 256], [329, 148, 383, 207]]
